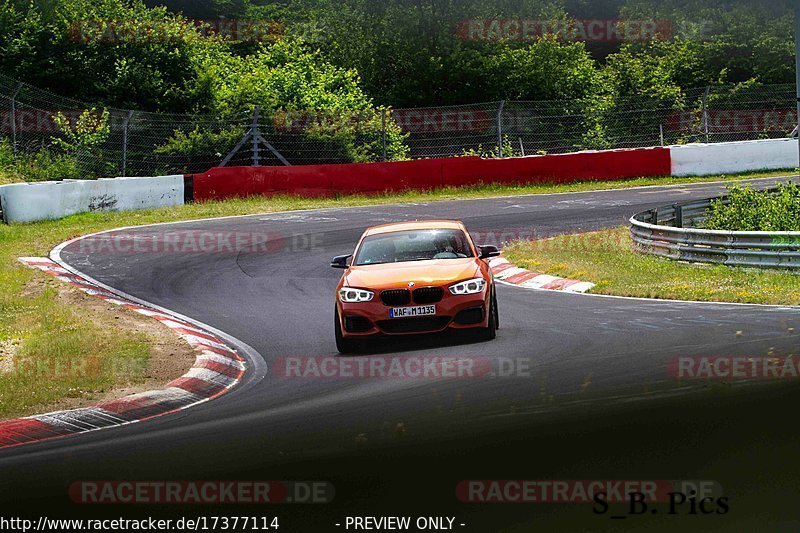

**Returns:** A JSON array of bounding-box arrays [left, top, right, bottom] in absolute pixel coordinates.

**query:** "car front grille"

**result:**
[[377, 316, 451, 334], [412, 286, 444, 304], [380, 289, 411, 306]]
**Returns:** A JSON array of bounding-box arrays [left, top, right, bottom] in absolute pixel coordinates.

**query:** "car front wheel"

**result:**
[[335, 307, 359, 354], [478, 287, 498, 341]]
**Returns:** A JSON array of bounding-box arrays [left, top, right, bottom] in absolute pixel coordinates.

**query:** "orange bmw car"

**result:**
[[331, 220, 500, 353]]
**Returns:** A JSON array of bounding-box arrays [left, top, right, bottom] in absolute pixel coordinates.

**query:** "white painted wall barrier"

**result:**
[[670, 138, 799, 177], [0, 175, 184, 223]]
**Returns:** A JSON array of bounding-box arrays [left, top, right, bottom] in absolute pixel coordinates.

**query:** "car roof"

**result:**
[[363, 220, 466, 236]]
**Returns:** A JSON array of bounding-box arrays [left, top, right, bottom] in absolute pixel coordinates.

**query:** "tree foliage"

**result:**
[[0, 0, 795, 165]]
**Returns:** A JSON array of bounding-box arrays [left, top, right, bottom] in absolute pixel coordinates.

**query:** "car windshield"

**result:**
[[354, 229, 474, 266]]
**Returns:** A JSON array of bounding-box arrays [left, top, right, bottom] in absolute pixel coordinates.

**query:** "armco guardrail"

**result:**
[[630, 190, 800, 269]]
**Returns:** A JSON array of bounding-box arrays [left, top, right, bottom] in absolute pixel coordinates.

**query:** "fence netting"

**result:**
[[0, 72, 796, 178]]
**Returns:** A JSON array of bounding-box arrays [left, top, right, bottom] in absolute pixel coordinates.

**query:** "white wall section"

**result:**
[[670, 138, 799, 177], [0, 175, 184, 223]]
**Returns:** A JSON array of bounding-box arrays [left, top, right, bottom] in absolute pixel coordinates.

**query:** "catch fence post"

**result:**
[[382, 109, 387, 162], [11, 82, 23, 157], [702, 85, 710, 143], [252, 107, 261, 166], [497, 100, 505, 158], [121, 110, 133, 177]]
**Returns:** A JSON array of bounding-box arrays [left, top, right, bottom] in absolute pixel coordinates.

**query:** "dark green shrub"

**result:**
[[703, 181, 800, 231]]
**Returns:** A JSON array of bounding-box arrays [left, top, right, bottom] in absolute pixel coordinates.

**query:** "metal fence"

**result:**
[[630, 189, 800, 270], [1, 72, 798, 178]]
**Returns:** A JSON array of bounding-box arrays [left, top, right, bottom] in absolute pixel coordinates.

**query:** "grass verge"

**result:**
[[0, 169, 794, 419], [504, 226, 800, 305]]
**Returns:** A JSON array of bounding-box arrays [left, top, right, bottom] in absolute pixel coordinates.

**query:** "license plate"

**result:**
[[389, 305, 436, 318]]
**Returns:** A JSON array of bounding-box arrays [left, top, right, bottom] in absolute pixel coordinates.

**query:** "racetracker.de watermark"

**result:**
[[76, 230, 323, 255], [669, 356, 800, 380], [456, 19, 673, 42], [69, 480, 334, 504], [69, 19, 283, 44], [667, 109, 797, 133], [456, 479, 722, 504], [273, 356, 534, 379]]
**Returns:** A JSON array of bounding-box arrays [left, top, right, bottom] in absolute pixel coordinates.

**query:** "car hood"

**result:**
[[345, 258, 481, 289]]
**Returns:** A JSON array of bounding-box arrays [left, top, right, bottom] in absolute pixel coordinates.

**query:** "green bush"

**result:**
[[0, 140, 80, 183], [154, 126, 246, 160], [461, 136, 521, 158], [703, 181, 800, 231]]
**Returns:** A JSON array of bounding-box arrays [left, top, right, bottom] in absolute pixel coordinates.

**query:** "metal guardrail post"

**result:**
[[674, 204, 683, 228]]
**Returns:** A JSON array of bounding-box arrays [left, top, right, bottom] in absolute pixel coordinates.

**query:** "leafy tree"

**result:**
[[0, 0, 214, 111], [178, 38, 409, 162], [480, 37, 599, 101], [52, 107, 114, 177]]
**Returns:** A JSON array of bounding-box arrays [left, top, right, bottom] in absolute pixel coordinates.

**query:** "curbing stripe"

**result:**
[[504, 270, 541, 284], [563, 281, 597, 294], [168, 377, 229, 397], [489, 263, 514, 275], [487, 255, 595, 294], [0, 419, 66, 447], [540, 278, 581, 291], [0, 258, 248, 450], [521, 274, 560, 289], [180, 335, 229, 352], [173, 327, 225, 345], [182, 367, 239, 386], [197, 351, 245, 368], [194, 359, 245, 378], [493, 266, 528, 280]]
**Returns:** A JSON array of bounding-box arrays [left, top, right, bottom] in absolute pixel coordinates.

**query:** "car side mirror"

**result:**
[[479, 245, 501, 259], [331, 254, 352, 269]]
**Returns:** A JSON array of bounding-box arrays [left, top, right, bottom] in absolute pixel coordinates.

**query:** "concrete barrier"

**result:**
[[670, 138, 799, 177], [2, 138, 797, 223], [0, 175, 185, 223], [192, 147, 671, 201]]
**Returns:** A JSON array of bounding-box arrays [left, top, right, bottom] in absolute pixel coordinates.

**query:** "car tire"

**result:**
[[478, 287, 498, 341], [335, 308, 359, 354], [492, 285, 499, 330]]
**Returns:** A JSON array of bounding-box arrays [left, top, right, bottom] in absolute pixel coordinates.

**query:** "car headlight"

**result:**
[[449, 278, 486, 295], [339, 288, 375, 303]]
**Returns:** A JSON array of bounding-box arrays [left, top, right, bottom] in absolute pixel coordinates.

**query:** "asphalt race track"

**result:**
[[3, 177, 800, 531]]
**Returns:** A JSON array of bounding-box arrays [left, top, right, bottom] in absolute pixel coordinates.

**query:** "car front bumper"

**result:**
[[337, 290, 490, 337]]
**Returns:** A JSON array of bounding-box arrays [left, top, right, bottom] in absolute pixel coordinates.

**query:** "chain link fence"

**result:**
[[0, 72, 796, 179]]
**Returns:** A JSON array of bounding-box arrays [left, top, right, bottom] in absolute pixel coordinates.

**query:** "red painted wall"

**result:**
[[191, 147, 671, 202]]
